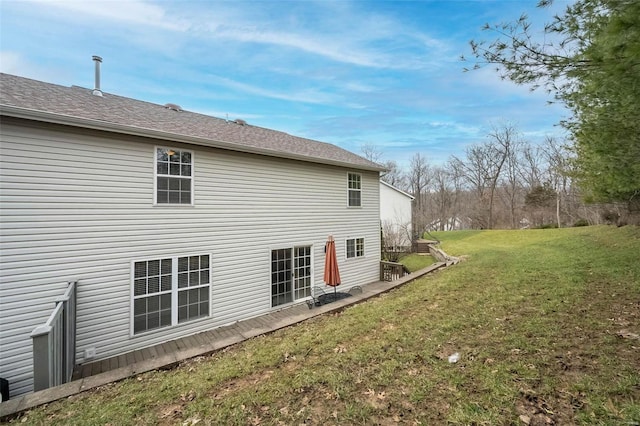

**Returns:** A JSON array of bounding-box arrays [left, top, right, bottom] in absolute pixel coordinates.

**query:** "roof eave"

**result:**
[[0, 105, 385, 172], [380, 179, 415, 199]]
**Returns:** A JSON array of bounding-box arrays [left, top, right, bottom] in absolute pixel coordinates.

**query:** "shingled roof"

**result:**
[[0, 73, 383, 171]]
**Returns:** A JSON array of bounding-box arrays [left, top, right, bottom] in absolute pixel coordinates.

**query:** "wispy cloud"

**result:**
[[209, 27, 392, 69], [29, 0, 189, 31], [203, 74, 340, 105], [0, 51, 72, 83], [1, 0, 569, 168], [0, 51, 28, 75]]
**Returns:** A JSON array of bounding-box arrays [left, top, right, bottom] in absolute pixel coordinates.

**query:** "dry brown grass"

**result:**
[[7, 226, 640, 425]]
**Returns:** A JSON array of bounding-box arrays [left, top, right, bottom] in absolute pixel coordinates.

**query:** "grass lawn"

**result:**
[[8, 226, 640, 425], [398, 253, 437, 272]]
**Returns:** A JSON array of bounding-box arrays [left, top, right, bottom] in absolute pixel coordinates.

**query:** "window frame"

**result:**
[[269, 243, 314, 308], [347, 172, 362, 208], [154, 146, 195, 206], [130, 253, 211, 336], [345, 237, 365, 259]]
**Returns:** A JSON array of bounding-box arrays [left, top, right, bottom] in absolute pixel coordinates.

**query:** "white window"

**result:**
[[155, 147, 193, 204], [346, 238, 365, 259], [271, 246, 312, 307], [347, 172, 362, 207], [132, 254, 210, 335]]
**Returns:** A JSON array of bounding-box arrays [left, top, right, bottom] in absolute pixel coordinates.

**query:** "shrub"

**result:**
[[601, 210, 619, 224], [538, 223, 559, 229]]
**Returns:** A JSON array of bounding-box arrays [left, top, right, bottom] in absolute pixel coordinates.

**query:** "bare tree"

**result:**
[[381, 160, 406, 190], [484, 124, 514, 228], [429, 166, 459, 231], [520, 143, 545, 190], [360, 143, 384, 164], [381, 218, 412, 262], [407, 153, 432, 238], [451, 147, 493, 229], [497, 131, 525, 228], [451, 124, 514, 229], [361, 144, 407, 190], [445, 157, 469, 228], [541, 136, 576, 227]]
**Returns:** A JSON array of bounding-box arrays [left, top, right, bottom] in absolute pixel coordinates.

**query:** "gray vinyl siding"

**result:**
[[0, 119, 380, 397]]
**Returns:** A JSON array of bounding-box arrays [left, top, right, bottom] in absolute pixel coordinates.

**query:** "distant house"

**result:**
[[379, 180, 414, 250], [427, 216, 471, 231], [0, 72, 384, 398]]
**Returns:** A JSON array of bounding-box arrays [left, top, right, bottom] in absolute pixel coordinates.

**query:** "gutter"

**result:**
[[0, 105, 385, 173], [380, 179, 414, 199]]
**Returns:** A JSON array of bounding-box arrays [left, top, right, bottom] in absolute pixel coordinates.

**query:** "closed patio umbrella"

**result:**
[[323, 235, 341, 300]]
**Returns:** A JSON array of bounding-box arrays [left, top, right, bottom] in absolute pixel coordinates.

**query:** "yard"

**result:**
[[6, 226, 640, 425]]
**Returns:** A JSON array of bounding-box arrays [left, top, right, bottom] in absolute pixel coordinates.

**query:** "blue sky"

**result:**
[[0, 0, 570, 168]]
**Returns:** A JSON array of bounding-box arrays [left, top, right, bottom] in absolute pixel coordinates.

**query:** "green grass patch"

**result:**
[[10, 226, 640, 425], [398, 253, 437, 272]]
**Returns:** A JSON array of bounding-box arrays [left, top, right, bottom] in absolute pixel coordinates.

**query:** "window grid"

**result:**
[[177, 255, 210, 323], [156, 147, 193, 204], [294, 246, 312, 300], [271, 249, 292, 307], [346, 238, 365, 259], [133, 258, 173, 334], [132, 254, 210, 335], [348, 173, 362, 207]]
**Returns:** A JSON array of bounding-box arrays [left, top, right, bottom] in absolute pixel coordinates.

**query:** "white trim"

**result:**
[[347, 172, 362, 208], [153, 146, 195, 206], [345, 237, 365, 260], [269, 244, 314, 309], [129, 252, 211, 337], [380, 179, 414, 200]]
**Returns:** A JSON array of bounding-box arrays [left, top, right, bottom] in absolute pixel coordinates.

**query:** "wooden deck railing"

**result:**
[[30, 281, 77, 392], [380, 261, 410, 282]]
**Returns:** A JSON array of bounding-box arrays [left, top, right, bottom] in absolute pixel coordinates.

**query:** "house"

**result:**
[[379, 180, 413, 251], [0, 71, 384, 398], [426, 216, 471, 231]]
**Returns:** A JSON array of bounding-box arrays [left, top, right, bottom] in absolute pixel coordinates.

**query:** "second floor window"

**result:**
[[348, 172, 362, 207], [155, 147, 193, 204]]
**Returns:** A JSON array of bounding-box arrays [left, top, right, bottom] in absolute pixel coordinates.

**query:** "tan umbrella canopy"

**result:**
[[323, 235, 341, 299]]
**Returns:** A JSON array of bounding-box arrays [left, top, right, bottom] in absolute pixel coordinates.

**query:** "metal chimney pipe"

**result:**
[[92, 55, 103, 97]]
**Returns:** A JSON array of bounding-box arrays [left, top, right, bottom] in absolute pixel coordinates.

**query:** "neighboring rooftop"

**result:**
[[380, 179, 415, 199], [0, 73, 383, 171]]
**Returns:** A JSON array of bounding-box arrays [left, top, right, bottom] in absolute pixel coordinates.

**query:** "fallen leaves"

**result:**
[[160, 404, 183, 419], [616, 329, 640, 340], [333, 345, 347, 353], [180, 390, 196, 402]]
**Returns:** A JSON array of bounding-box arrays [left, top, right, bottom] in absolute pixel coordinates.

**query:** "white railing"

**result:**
[[30, 281, 77, 392]]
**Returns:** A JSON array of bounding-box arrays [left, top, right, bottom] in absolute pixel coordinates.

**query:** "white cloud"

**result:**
[[204, 75, 340, 105], [0, 51, 25, 74], [28, 0, 189, 31], [18, 1, 448, 71], [0, 51, 72, 83], [463, 65, 552, 101], [182, 1, 447, 70]]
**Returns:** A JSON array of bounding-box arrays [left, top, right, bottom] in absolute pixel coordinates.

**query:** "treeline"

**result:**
[[464, 0, 639, 213], [365, 123, 632, 235]]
